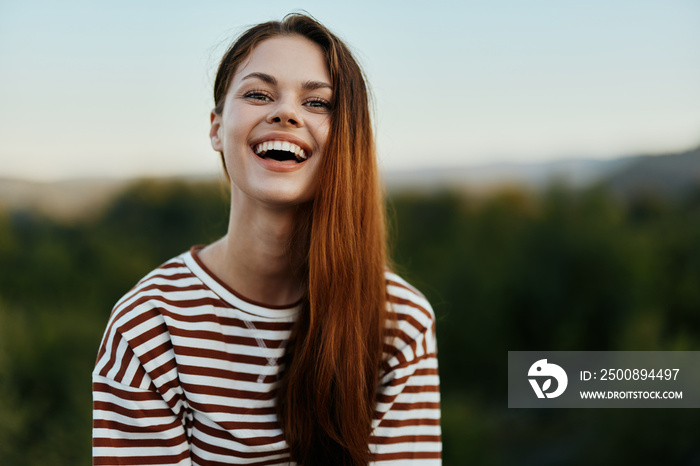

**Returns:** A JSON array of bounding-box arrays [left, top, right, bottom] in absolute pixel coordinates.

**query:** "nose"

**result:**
[[266, 99, 302, 127]]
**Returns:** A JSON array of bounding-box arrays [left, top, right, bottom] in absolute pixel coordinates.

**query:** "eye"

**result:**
[[304, 97, 332, 110], [242, 90, 273, 102]]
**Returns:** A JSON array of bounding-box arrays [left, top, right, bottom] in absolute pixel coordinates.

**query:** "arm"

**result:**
[[93, 375, 191, 466], [93, 313, 192, 466], [371, 278, 442, 464]]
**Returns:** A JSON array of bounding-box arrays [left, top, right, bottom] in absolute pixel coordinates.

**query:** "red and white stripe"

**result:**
[[93, 247, 441, 465]]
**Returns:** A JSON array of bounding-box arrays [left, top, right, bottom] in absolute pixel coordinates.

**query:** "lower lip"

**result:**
[[251, 149, 309, 172]]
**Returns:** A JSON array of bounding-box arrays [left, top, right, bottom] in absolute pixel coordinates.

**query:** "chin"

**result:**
[[253, 187, 316, 207]]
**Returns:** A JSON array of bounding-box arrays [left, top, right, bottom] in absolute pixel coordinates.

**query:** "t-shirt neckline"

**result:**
[[183, 245, 302, 319]]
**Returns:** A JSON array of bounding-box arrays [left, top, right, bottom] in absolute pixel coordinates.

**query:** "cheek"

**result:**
[[226, 109, 246, 137], [315, 119, 331, 152], [225, 104, 261, 135]]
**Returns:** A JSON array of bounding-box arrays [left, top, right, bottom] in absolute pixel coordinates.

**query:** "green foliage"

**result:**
[[2, 178, 700, 464], [389, 183, 700, 464], [0, 180, 228, 465]]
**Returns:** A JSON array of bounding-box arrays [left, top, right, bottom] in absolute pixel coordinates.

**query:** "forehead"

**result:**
[[234, 35, 330, 85]]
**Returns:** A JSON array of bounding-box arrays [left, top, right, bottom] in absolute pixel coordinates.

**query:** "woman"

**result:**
[[93, 13, 441, 466]]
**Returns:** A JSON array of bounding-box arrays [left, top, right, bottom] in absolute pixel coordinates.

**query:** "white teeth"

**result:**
[[253, 139, 310, 161]]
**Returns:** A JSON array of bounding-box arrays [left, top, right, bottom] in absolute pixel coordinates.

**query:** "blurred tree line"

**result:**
[[2, 178, 700, 465]]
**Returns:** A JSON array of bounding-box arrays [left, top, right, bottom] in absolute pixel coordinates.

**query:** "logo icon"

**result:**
[[528, 359, 568, 398]]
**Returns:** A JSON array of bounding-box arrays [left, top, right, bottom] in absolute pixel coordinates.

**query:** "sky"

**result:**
[[1, 0, 699, 181]]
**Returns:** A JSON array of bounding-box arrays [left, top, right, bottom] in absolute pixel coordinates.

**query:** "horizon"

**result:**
[[1, 141, 698, 183], [2, 142, 697, 186]]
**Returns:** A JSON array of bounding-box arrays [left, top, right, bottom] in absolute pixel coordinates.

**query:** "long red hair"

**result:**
[[212, 14, 387, 465]]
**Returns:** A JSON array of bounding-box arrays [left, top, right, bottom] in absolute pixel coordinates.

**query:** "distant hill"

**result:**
[[384, 145, 700, 198], [0, 175, 223, 221], [0, 178, 131, 221], [384, 157, 633, 193], [2, 144, 699, 220], [603, 146, 700, 198]]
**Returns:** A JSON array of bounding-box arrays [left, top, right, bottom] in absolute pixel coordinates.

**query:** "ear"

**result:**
[[210, 111, 223, 152]]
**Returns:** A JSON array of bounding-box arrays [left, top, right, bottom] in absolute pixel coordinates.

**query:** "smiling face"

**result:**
[[210, 35, 332, 208]]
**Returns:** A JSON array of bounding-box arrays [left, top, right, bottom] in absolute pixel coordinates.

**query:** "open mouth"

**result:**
[[253, 140, 309, 163]]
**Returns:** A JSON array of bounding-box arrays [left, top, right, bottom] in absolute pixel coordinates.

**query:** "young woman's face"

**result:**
[[210, 35, 332, 207]]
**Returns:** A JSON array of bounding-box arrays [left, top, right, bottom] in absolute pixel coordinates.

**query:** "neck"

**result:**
[[201, 188, 310, 307]]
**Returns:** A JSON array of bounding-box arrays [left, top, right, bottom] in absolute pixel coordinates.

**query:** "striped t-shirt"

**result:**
[[93, 247, 442, 465]]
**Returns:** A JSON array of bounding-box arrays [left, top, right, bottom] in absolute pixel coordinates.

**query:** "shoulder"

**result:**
[[94, 251, 214, 382], [114, 253, 197, 309], [99, 251, 216, 353], [385, 270, 435, 332], [382, 270, 437, 369], [111, 252, 213, 321]]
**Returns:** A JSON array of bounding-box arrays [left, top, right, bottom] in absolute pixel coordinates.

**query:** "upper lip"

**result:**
[[249, 133, 313, 157]]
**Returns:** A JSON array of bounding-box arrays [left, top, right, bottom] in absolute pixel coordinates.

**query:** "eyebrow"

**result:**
[[241, 72, 331, 91], [301, 80, 332, 91]]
